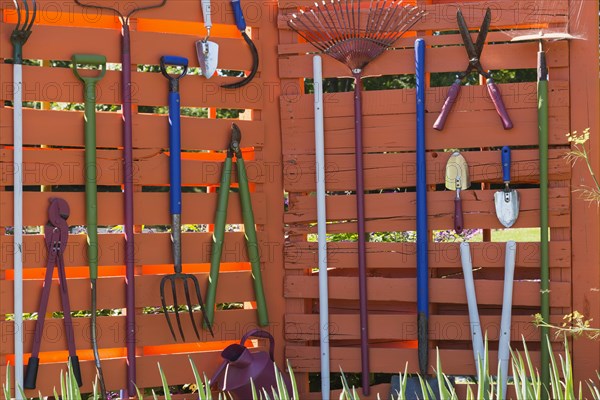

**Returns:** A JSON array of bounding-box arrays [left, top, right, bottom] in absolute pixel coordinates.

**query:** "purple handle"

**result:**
[[486, 79, 513, 130], [454, 195, 464, 234], [433, 79, 461, 130], [240, 329, 275, 361]]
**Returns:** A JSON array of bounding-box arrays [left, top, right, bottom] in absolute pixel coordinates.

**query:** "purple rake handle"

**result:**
[[122, 23, 137, 397], [454, 193, 464, 234], [433, 79, 461, 130], [353, 72, 370, 397], [486, 79, 513, 130]]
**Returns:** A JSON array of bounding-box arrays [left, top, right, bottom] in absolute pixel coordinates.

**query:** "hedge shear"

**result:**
[[24, 198, 82, 389], [433, 8, 513, 131], [205, 124, 268, 327]]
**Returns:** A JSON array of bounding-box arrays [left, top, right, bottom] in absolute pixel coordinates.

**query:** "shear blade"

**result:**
[[195, 40, 218, 79]]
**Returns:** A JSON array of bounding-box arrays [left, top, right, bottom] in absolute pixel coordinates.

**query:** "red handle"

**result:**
[[454, 195, 464, 234], [487, 79, 513, 130], [433, 79, 461, 131]]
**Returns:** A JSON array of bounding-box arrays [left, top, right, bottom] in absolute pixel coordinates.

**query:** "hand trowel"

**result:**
[[445, 152, 470, 234], [196, 0, 218, 78], [495, 146, 520, 228]]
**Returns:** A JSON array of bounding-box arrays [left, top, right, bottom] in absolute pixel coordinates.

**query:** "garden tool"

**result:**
[[510, 32, 579, 394], [498, 241, 517, 399], [10, 0, 36, 393], [460, 242, 485, 376], [195, 0, 218, 78], [205, 123, 268, 327], [72, 53, 107, 398], [494, 146, 520, 228], [159, 56, 213, 342], [221, 0, 258, 89], [288, 3, 425, 393], [445, 152, 470, 234], [313, 54, 331, 398], [24, 198, 82, 390], [72, 1, 166, 394], [433, 8, 512, 131]]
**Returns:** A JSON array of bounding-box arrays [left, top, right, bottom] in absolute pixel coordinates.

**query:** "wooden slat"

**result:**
[[0, 64, 264, 109], [1, 231, 268, 268], [0, 148, 265, 186], [284, 241, 570, 270], [285, 314, 564, 342], [0, 271, 257, 313], [0, 309, 264, 352], [0, 191, 267, 226], [284, 149, 569, 192], [0, 108, 265, 150], [277, 41, 569, 78], [285, 188, 571, 231], [284, 276, 571, 307]]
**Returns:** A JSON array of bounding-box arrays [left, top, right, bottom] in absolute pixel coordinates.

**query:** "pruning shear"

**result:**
[[433, 8, 513, 131], [24, 198, 82, 389], [221, 0, 258, 89]]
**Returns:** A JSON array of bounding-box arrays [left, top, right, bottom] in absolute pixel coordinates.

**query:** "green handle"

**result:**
[[538, 77, 550, 395], [206, 156, 233, 326], [72, 54, 106, 280], [237, 158, 268, 326]]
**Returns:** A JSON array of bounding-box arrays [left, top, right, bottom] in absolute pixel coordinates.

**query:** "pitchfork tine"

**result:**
[[27, 0, 37, 30], [171, 279, 186, 341], [160, 278, 178, 341], [182, 279, 201, 340], [190, 274, 214, 337]]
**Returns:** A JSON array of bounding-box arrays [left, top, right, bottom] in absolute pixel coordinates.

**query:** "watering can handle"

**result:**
[[240, 329, 275, 361]]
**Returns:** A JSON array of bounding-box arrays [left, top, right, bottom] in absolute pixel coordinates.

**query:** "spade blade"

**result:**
[[495, 190, 520, 228], [195, 40, 219, 79]]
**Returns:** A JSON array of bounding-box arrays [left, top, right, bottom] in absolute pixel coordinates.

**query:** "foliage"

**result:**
[[565, 128, 600, 204], [534, 311, 600, 341]]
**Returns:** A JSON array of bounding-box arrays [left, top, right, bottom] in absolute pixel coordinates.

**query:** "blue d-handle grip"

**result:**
[[169, 91, 182, 215], [162, 55, 188, 68], [231, 0, 247, 31], [502, 146, 511, 182]]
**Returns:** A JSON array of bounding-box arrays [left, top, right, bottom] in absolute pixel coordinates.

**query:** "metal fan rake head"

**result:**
[[288, 0, 426, 73], [160, 270, 214, 341]]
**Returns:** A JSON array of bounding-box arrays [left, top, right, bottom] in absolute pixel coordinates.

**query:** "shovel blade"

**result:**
[[494, 190, 520, 228], [195, 40, 219, 79], [445, 152, 470, 191]]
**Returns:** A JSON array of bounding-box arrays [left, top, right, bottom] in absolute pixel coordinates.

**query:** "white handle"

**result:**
[[201, 0, 212, 31], [498, 241, 517, 399], [460, 242, 485, 376], [314, 55, 330, 400]]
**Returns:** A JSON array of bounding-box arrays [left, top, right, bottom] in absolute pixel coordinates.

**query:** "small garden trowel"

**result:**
[[495, 146, 520, 228], [195, 0, 218, 78], [445, 151, 470, 234]]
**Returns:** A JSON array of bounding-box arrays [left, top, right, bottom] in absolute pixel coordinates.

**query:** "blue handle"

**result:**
[[231, 0, 247, 31], [162, 55, 188, 68], [169, 91, 182, 215], [415, 38, 428, 316], [502, 146, 511, 182]]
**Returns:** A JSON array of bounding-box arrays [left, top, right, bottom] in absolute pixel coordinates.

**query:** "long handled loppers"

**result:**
[[159, 56, 213, 342], [205, 123, 268, 327], [10, 0, 36, 393], [24, 198, 82, 389], [72, 0, 167, 393], [72, 54, 107, 398]]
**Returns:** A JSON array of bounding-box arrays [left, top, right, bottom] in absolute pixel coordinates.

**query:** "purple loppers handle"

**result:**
[[433, 79, 461, 130], [487, 79, 513, 130], [455, 195, 464, 234]]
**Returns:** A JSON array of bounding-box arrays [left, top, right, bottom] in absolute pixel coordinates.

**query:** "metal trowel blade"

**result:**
[[195, 40, 219, 79], [494, 189, 520, 228]]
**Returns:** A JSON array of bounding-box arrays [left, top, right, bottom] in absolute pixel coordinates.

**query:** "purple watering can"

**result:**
[[211, 329, 291, 399]]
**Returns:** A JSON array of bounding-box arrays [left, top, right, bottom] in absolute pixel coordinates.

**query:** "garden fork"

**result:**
[[10, 0, 36, 395], [159, 56, 214, 342]]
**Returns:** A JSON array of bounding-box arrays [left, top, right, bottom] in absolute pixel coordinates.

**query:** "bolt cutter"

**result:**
[[204, 123, 268, 327], [24, 198, 82, 389], [433, 8, 513, 131]]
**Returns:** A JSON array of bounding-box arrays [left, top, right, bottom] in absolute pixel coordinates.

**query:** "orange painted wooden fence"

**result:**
[[0, 0, 599, 398], [278, 0, 599, 398]]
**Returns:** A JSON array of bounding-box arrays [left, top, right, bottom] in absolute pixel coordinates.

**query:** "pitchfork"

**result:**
[[10, 0, 36, 395], [159, 56, 214, 342]]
